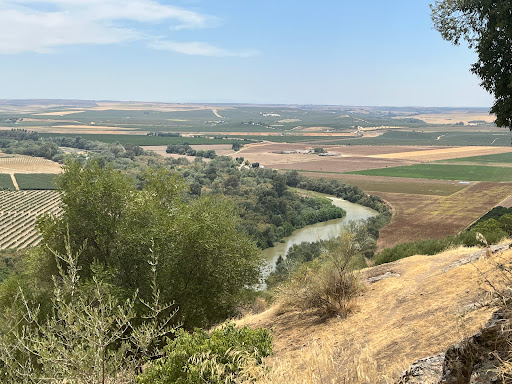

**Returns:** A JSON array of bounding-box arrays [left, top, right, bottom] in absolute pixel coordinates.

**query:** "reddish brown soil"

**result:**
[[375, 182, 512, 250]]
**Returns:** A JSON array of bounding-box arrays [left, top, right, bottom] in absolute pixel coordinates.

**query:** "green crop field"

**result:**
[[309, 131, 512, 146], [349, 163, 512, 182], [15, 174, 58, 190], [0, 190, 62, 249], [442, 152, 512, 164], [0, 175, 15, 191]]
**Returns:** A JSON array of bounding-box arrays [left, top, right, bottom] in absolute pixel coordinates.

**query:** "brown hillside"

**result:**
[[239, 244, 512, 383]]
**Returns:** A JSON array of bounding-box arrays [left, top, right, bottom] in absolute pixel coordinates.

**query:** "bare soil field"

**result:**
[[268, 157, 416, 172], [369, 146, 512, 161], [0, 155, 62, 174], [239, 143, 512, 173], [374, 182, 512, 250], [297, 172, 470, 196], [190, 144, 234, 156]]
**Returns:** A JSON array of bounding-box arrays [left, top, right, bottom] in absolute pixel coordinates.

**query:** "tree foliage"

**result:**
[[431, 0, 512, 128], [33, 159, 262, 329], [0, 238, 177, 383]]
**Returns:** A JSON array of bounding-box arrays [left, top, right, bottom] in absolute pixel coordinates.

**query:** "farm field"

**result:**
[[350, 163, 512, 182], [0, 154, 62, 174], [236, 142, 512, 174], [440, 152, 512, 164], [15, 174, 57, 190], [297, 172, 470, 196], [373, 182, 512, 250], [0, 174, 15, 190], [0, 190, 62, 250]]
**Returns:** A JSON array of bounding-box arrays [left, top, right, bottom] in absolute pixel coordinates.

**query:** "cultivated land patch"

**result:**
[[0, 125, 144, 135], [32, 110, 85, 116], [0, 155, 62, 174], [237, 143, 426, 172], [0, 190, 62, 250], [374, 182, 512, 250], [297, 172, 470, 196], [367, 146, 512, 161], [441, 151, 512, 164], [0, 174, 15, 190], [238, 144, 512, 174], [413, 111, 496, 125], [350, 163, 512, 182], [15, 174, 57, 190]]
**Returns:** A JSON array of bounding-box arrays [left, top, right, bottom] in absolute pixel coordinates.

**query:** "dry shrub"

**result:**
[[275, 230, 364, 319]]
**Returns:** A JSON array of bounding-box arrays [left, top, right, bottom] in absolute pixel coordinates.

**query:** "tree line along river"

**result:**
[[261, 194, 378, 277]]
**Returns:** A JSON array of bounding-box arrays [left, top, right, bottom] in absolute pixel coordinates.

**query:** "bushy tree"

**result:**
[[33, 159, 262, 329]]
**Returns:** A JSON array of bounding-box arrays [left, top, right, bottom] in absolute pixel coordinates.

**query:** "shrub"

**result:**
[[0, 239, 177, 383], [275, 230, 364, 318], [137, 323, 272, 384]]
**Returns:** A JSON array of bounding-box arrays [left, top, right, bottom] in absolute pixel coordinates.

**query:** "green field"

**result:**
[[309, 131, 512, 146], [5, 105, 433, 133], [297, 171, 468, 195], [442, 152, 512, 164], [40, 134, 253, 146], [0, 175, 14, 191], [15, 174, 58, 190], [348, 163, 512, 182]]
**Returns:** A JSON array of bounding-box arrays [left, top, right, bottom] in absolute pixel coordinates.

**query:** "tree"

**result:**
[[431, 0, 512, 128], [33, 159, 262, 329]]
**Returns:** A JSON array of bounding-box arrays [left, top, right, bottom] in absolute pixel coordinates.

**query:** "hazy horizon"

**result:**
[[0, 0, 494, 107]]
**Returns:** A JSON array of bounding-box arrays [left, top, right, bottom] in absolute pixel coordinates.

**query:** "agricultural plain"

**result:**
[[1, 101, 512, 252]]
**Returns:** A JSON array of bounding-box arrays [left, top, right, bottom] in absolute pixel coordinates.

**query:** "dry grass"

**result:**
[[32, 110, 85, 116], [413, 112, 495, 125], [240, 245, 512, 383]]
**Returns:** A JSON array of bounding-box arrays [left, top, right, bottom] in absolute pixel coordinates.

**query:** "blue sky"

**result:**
[[0, 0, 493, 107]]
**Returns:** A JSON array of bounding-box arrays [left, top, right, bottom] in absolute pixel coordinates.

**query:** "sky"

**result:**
[[0, 0, 494, 107]]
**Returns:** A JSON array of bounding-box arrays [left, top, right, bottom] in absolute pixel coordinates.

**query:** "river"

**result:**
[[261, 194, 378, 277]]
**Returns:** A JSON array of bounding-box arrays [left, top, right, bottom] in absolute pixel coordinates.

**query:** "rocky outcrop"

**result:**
[[397, 309, 512, 384]]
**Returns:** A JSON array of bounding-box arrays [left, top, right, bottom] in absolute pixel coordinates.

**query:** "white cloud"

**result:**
[[0, 0, 252, 56], [149, 40, 259, 57]]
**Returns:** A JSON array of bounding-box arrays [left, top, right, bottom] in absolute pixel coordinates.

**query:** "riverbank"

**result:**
[[261, 190, 378, 276]]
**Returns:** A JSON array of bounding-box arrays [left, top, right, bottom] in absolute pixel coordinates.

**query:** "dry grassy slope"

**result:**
[[240, 245, 512, 383]]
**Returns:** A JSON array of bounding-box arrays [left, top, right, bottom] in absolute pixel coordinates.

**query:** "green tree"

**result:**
[[33, 159, 262, 329], [431, 0, 512, 128]]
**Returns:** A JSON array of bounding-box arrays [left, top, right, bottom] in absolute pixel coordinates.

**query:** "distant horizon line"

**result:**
[[0, 98, 493, 110]]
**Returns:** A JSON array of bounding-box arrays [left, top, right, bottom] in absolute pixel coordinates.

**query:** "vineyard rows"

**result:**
[[0, 190, 62, 250], [0, 155, 55, 166]]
